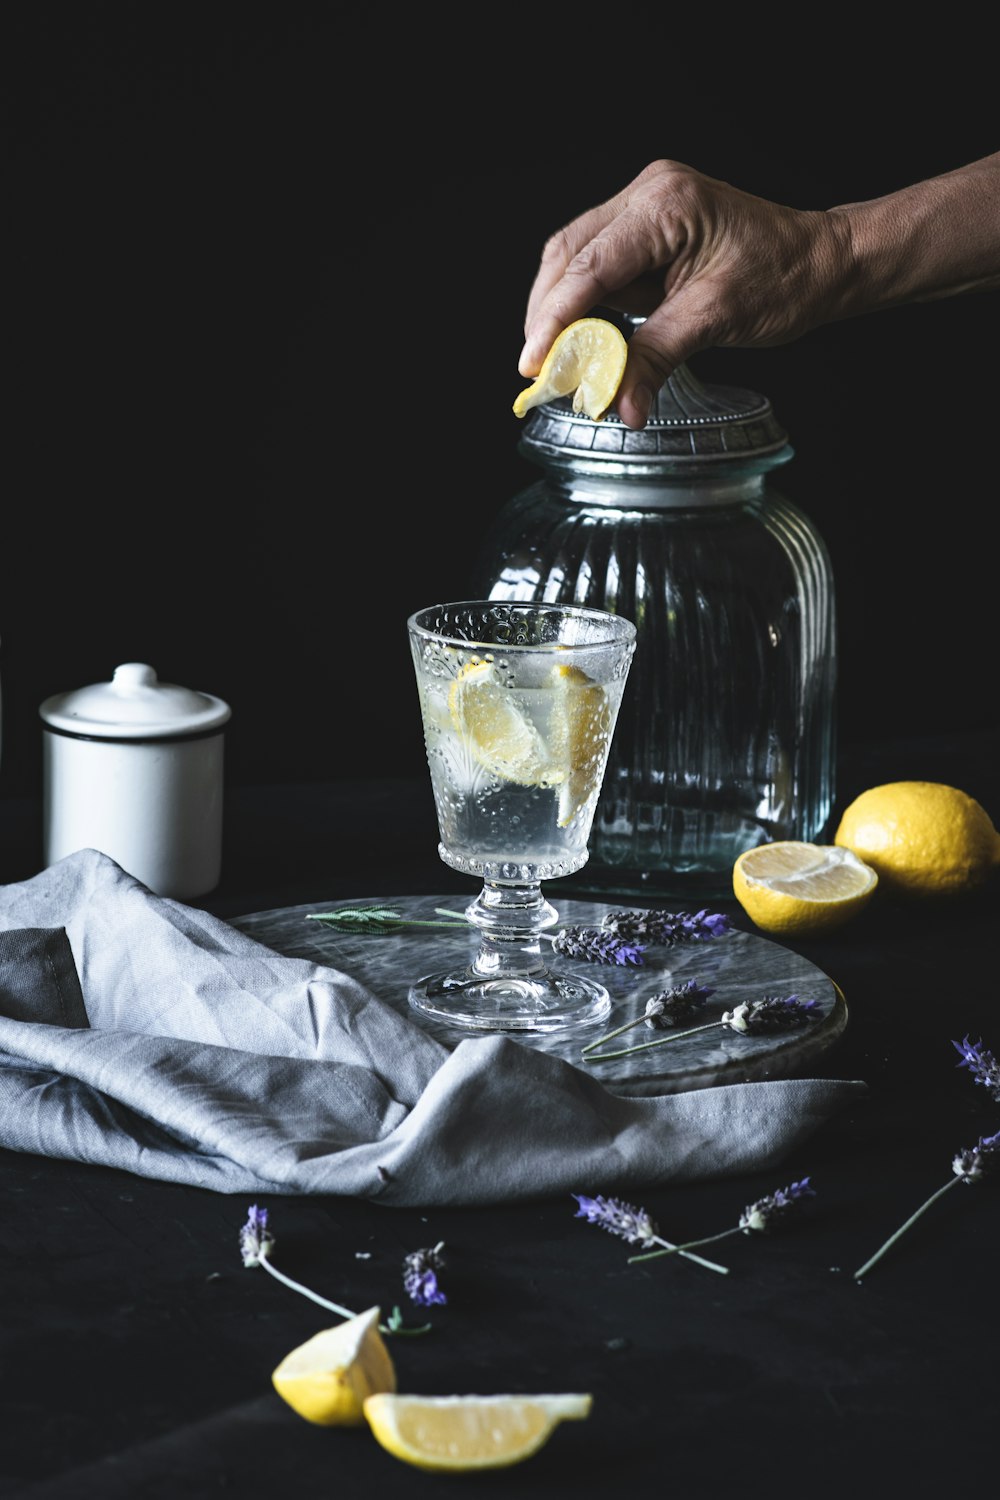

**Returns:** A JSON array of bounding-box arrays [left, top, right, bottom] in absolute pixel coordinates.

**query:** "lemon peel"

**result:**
[[733, 840, 878, 935], [363, 1392, 592, 1472], [833, 780, 1000, 898], [513, 317, 627, 422], [271, 1307, 396, 1427]]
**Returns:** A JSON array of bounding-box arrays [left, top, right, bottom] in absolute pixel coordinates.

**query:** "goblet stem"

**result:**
[[463, 880, 558, 982]]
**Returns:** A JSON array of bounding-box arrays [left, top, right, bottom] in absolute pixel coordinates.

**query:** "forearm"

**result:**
[[823, 152, 1000, 319]]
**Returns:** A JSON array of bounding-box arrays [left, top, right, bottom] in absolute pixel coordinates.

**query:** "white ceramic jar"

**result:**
[[39, 662, 232, 899]]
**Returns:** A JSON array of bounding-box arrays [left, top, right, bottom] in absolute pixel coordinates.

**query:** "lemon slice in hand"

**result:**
[[449, 659, 561, 786], [513, 317, 627, 422], [547, 663, 612, 827], [271, 1307, 396, 1426], [363, 1392, 593, 1473], [733, 840, 878, 935]]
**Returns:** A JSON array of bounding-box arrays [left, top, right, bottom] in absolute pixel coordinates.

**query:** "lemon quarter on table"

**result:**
[[363, 1392, 593, 1473], [271, 1307, 396, 1426], [733, 840, 878, 935], [834, 780, 1000, 898], [513, 317, 627, 421]]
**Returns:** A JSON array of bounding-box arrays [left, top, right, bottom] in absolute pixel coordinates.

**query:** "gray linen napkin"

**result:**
[[0, 849, 866, 1205]]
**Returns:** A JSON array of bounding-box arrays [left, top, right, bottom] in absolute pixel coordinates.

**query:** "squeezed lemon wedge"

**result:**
[[547, 663, 611, 826], [448, 659, 560, 786], [513, 317, 627, 421], [733, 841, 878, 935]]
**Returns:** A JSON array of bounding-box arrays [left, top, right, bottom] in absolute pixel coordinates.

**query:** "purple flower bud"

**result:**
[[739, 1177, 816, 1233], [643, 979, 715, 1030], [551, 925, 645, 966], [239, 1204, 275, 1267], [952, 1036, 1000, 1101], [602, 907, 733, 948], [403, 1242, 448, 1307], [572, 1193, 657, 1247], [952, 1129, 1000, 1182], [722, 995, 818, 1034]]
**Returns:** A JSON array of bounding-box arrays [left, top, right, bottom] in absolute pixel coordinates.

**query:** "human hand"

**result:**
[[519, 159, 843, 430]]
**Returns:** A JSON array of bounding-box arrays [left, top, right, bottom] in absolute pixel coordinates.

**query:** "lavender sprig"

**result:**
[[953, 1035, 1000, 1102], [239, 1206, 432, 1335], [628, 1178, 816, 1263], [573, 1194, 730, 1275], [853, 1130, 1000, 1281], [306, 905, 468, 936], [602, 907, 734, 946], [583, 994, 818, 1063], [582, 980, 716, 1054], [402, 1242, 448, 1307]]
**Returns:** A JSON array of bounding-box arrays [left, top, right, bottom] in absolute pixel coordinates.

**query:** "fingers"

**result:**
[[612, 303, 706, 430]]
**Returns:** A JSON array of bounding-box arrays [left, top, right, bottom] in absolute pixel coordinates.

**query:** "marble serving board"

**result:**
[[230, 894, 847, 1098]]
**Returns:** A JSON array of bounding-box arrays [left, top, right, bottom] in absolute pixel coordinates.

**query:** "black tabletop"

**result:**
[[2, 729, 998, 1499]]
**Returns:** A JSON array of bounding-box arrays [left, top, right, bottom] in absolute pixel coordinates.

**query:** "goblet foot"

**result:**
[[408, 969, 611, 1033]]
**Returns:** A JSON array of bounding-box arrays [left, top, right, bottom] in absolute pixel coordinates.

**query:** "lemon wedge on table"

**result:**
[[271, 1307, 396, 1426], [834, 780, 1000, 898], [733, 840, 878, 935], [513, 317, 627, 421], [547, 663, 612, 827], [448, 659, 560, 786], [363, 1392, 593, 1472]]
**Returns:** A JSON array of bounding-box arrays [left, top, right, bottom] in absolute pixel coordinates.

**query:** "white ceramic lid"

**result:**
[[39, 663, 231, 739]]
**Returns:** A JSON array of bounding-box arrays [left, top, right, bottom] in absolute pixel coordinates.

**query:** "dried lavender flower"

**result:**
[[721, 995, 818, 1033], [584, 992, 817, 1064], [739, 1177, 816, 1232], [550, 925, 646, 967], [403, 1242, 448, 1307], [953, 1035, 1000, 1102], [628, 1178, 816, 1264], [854, 1128, 1000, 1281], [582, 980, 715, 1054], [602, 907, 733, 946], [239, 1204, 275, 1267], [572, 1194, 729, 1275], [237, 1206, 430, 1335]]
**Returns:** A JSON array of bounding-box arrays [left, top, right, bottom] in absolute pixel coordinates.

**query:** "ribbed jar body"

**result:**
[[471, 461, 836, 900]]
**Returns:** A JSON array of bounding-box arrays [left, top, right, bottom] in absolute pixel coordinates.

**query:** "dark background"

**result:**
[[4, 11, 997, 804]]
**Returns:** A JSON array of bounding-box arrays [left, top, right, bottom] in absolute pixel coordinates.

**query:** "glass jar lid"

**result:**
[[519, 316, 790, 479]]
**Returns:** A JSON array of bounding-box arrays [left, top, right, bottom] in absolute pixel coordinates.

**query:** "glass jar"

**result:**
[[471, 344, 836, 901]]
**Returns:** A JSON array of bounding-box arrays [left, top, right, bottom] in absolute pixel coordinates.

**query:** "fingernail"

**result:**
[[518, 341, 535, 375]]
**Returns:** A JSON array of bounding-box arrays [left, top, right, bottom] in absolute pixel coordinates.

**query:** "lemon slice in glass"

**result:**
[[733, 840, 878, 935], [547, 663, 611, 827], [448, 659, 561, 786], [363, 1392, 593, 1472], [271, 1307, 396, 1426], [513, 317, 627, 422]]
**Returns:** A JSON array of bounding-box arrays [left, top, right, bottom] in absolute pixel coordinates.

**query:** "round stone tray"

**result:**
[[230, 894, 847, 1099]]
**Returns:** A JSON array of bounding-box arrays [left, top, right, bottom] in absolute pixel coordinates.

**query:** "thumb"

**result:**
[[615, 305, 710, 430]]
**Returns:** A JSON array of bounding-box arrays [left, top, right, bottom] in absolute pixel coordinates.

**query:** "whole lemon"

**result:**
[[833, 781, 1000, 898]]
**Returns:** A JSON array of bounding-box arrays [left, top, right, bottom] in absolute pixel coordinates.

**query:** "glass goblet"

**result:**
[[407, 600, 636, 1033]]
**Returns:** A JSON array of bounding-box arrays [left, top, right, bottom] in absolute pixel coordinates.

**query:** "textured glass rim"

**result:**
[[407, 600, 637, 654]]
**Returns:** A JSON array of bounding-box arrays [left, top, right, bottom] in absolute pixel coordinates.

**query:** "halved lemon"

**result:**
[[363, 1392, 593, 1472], [271, 1307, 396, 1427], [547, 663, 612, 827], [733, 840, 878, 935], [448, 659, 560, 786], [513, 317, 627, 422]]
